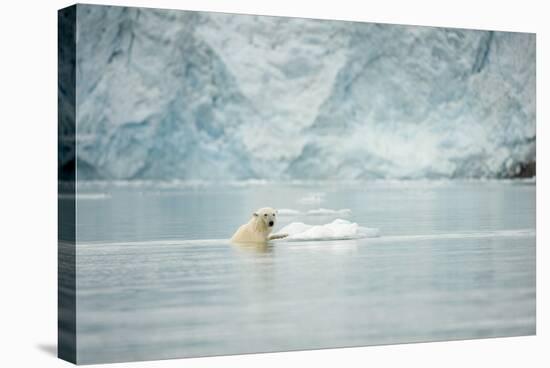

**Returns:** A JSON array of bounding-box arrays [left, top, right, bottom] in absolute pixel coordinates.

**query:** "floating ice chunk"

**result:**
[[59, 193, 111, 200], [306, 208, 351, 216], [298, 192, 325, 204], [277, 208, 352, 216], [275, 219, 380, 241]]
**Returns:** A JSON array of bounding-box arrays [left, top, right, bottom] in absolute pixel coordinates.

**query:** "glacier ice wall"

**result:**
[[72, 5, 535, 180]]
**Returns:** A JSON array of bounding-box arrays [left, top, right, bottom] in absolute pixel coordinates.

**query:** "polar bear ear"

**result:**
[[253, 212, 259, 217]]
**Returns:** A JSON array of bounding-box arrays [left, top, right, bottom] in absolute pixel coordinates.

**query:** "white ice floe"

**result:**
[[297, 192, 325, 204], [278, 208, 303, 216], [274, 219, 380, 241], [277, 208, 351, 216], [59, 193, 111, 200], [306, 208, 351, 216]]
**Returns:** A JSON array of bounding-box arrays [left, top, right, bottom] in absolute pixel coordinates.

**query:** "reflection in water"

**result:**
[[231, 241, 274, 254]]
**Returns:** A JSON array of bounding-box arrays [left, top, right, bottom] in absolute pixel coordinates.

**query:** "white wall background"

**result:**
[[0, 0, 546, 367]]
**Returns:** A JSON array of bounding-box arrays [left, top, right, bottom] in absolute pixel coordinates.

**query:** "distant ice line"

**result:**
[[72, 177, 536, 189], [278, 208, 351, 216]]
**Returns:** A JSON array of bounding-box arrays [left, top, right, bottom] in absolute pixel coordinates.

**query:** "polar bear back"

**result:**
[[231, 217, 271, 243]]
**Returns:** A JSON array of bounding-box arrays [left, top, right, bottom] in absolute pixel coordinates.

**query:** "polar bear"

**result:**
[[231, 207, 288, 243]]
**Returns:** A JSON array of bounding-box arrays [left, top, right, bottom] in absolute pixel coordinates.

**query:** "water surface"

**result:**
[[71, 180, 535, 364]]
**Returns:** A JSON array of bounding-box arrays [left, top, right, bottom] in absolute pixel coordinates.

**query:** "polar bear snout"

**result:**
[[257, 209, 277, 228]]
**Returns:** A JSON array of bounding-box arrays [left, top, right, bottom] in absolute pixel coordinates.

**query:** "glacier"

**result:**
[[69, 5, 536, 180]]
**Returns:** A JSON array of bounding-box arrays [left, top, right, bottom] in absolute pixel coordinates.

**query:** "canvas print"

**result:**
[[58, 4, 536, 364]]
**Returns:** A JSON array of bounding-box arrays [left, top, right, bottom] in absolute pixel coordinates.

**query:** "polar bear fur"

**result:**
[[231, 207, 288, 243]]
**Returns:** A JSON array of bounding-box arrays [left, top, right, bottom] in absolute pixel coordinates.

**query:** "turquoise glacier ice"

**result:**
[[67, 5, 535, 180]]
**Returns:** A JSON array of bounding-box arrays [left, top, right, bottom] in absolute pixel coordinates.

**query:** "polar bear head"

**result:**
[[253, 207, 278, 229]]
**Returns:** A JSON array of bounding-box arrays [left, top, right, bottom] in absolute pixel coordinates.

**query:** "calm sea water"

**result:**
[[69, 180, 535, 364]]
